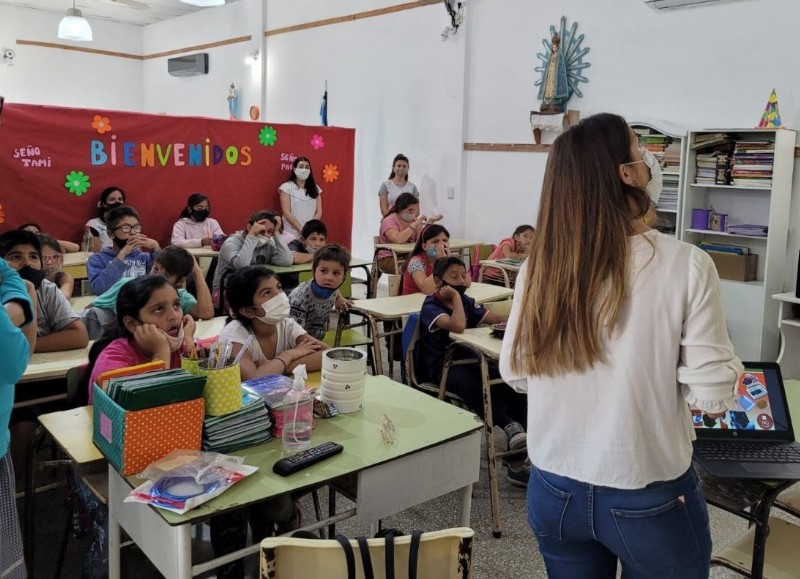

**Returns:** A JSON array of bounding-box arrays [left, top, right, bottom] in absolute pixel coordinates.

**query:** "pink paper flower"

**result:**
[[311, 134, 325, 150]]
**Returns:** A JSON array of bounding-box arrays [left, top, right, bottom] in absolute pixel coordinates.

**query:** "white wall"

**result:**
[[264, 0, 467, 259], [142, 0, 263, 119], [463, 0, 800, 289], [0, 4, 142, 110]]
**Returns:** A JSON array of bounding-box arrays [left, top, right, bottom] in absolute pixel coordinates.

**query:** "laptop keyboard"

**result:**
[[697, 441, 800, 463]]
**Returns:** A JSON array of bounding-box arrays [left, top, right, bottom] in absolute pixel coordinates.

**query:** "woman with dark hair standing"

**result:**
[[85, 186, 125, 252], [171, 193, 225, 248], [279, 157, 321, 240], [500, 113, 741, 577], [378, 153, 419, 217]]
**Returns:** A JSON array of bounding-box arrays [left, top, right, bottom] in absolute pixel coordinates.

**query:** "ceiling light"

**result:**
[[179, 0, 226, 6], [58, 1, 93, 42]]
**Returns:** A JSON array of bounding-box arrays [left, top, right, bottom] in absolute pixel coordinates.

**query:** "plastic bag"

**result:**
[[124, 449, 257, 514]]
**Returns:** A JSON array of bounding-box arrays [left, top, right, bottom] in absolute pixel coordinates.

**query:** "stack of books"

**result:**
[[105, 369, 206, 411], [638, 133, 670, 166], [664, 140, 682, 171], [659, 172, 680, 212], [242, 374, 297, 437], [696, 152, 722, 184], [691, 133, 735, 150], [202, 391, 273, 453], [726, 224, 768, 237], [731, 141, 774, 188]]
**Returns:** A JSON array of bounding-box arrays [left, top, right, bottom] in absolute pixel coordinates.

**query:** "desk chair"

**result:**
[[260, 527, 474, 579], [369, 236, 405, 299]]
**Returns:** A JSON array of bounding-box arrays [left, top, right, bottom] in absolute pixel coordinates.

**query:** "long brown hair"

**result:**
[[511, 113, 650, 376]]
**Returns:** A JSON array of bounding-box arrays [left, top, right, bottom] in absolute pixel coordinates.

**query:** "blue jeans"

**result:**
[[527, 466, 711, 578]]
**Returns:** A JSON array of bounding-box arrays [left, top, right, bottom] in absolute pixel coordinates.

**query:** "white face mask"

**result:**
[[159, 323, 185, 353], [255, 292, 290, 325], [256, 235, 271, 247], [294, 167, 311, 181], [642, 149, 663, 205]]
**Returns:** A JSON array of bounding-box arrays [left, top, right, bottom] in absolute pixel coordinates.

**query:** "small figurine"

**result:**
[[227, 82, 240, 120]]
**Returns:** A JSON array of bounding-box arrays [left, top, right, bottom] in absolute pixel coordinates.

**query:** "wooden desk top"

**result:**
[[39, 406, 104, 465], [374, 239, 481, 254], [187, 248, 220, 258], [479, 259, 522, 271], [268, 257, 372, 275], [63, 252, 91, 267], [450, 326, 503, 359], [352, 283, 512, 320]]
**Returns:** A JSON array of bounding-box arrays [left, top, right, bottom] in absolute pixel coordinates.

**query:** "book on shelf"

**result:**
[[726, 224, 768, 237], [730, 139, 774, 187], [699, 241, 749, 255], [691, 133, 735, 150]]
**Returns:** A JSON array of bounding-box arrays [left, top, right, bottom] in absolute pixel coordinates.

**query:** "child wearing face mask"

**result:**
[[86, 186, 126, 252], [289, 244, 351, 340], [279, 156, 322, 240], [376, 193, 444, 274], [219, 265, 327, 381], [171, 193, 225, 248], [86, 205, 161, 295], [38, 234, 75, 300], [401, 224, 457, 295], [79, 276, 195, 577], [419, 257, 530, 486], [212, 210, 293, 310]]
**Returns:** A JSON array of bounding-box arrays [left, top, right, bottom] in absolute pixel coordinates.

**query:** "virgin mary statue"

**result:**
[[537, 33, 569, 113]]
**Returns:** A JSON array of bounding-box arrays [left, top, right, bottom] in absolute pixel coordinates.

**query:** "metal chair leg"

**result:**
[[24, 425, 48, 577], [311, 490, 324, 539]]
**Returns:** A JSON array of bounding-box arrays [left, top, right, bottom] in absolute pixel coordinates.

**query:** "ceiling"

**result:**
[[0, 0, 226, 26]]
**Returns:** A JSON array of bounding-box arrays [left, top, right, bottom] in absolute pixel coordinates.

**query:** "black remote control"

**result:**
[[272, 442, 344, 476]]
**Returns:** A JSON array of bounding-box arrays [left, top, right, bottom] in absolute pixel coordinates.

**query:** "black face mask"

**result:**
[[445, 283, 467, 296], [18, 265, 46, 290], [112, 236, 128, 250], [190, 209, 210, 222]]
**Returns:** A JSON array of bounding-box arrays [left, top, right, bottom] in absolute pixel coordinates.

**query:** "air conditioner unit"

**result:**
[[645, 0, 747, 9], [167, 53, 209, 77]]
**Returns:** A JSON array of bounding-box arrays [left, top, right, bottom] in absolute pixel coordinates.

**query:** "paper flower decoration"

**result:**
[[322, 164, 339, 183], [0, 204, 5, 225], [310, 134, 325, 150], [92, 115, 112, 134], [258, 126, 278, 147], [64, 170, 91, 196]]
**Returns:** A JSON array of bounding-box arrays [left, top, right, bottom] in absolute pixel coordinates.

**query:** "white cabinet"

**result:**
[[681, 129, 796, 361], [631, 120, 688, 237]]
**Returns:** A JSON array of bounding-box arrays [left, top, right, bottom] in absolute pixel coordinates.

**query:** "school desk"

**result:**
[[186, 247, 220, 258], [447, 326, 510, 537], [348, 283, 513, 376], [62, 251, 91, 280], [477, 259, 522, 288], [101, 375, 481, 579], [19, 316, 228, 384]]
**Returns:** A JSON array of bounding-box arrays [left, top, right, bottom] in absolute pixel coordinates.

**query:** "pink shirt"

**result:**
[[88, 337, 180, 402], [171, 217, 225, 248], [378, 213, 416, 259], [484, 238, 515, 280]]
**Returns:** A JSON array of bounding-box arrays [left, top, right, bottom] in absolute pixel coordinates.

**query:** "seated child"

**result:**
[[401, 224, 458, 295], [171, 193, 225, 248], [39, 235, 75, 299], [0, 230, 89, 486], [212, 210, 293, 308], [86, 205, 160, 295], [220, 265, 327, 380], [18, 222, 80, 254], [80, 276, 196, 576], [420, 257, 530, 486], [289, 244, 351, 340], [483, 224, 534, 285], [82, 245, 214, 339], [279, 218, 328, 292]]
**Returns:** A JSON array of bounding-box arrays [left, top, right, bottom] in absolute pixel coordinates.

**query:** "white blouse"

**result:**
[[500, 231, 742, 489]]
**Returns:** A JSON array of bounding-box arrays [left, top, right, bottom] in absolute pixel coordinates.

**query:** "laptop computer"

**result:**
[[691, 361, 800, 479]]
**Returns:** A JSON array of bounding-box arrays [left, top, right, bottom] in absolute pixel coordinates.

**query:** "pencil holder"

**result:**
[[182, 358, 242, 416]]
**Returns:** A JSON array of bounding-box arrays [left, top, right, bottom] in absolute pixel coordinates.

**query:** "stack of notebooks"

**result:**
[[691, 133, 735, 151], [105, 369, 206, 411], [664, 140, 682, 171], [658, 172, 680, 212], [695, 152, 725, 184], [731, 140, 774, 188], [726, 224, 768, 237], [699, 241, 749, 256], [202, 391, 273, 453]]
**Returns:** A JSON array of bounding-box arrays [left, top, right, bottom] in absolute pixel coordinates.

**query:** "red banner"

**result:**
[[0, 104, 354, 248]]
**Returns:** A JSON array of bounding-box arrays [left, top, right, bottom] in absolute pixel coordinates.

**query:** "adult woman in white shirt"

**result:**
[[279, 157, 321, 240], [500, 113, 741, 578], [378, 153, 419, 217]]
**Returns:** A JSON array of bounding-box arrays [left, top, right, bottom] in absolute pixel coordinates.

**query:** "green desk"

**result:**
[[107, 375, 482, 579]]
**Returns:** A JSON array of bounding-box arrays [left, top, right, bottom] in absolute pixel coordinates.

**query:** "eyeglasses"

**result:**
[[41, 254, 64, 264], [113, 224, 143, 234]]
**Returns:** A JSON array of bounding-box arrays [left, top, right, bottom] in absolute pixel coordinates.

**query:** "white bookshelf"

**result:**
[[680, 128, 796, 361], [630, 120, 688, 237]]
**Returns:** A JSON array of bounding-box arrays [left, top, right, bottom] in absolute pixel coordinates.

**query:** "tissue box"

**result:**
[[707, 251, 758, 282], [92, 385, 204, 475]]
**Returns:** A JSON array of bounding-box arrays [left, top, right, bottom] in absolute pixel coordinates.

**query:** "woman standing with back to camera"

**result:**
[[500, 113, 742, 578]]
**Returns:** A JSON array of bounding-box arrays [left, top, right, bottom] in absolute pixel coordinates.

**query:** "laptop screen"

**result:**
[[690, 363, 793, 440]]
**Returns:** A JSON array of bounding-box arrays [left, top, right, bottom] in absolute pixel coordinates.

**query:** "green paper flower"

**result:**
[[258, 125, 278, 147], [64, 170, 91, 196]]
